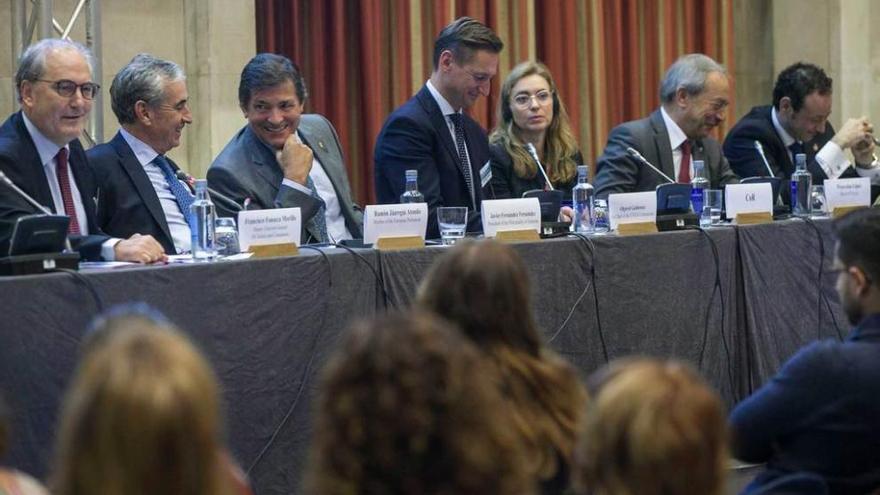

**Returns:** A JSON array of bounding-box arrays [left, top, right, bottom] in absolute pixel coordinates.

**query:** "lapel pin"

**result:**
[[813, 143, 818, 152], [318, 140, 326, 151]]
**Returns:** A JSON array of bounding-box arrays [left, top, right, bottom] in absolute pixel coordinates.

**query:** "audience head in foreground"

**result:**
[[51, 308, 239, 495], [417, 239, 588, 492], [575, 358, 727, 495], [306, 311, 533, 495]]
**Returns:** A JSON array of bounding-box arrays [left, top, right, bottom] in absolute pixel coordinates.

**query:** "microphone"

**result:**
[[626, 147, 675, 184], [175, 170, 246, 212], [753, 141, 776, 178], [525, 143, 555, 191], [0, 169, 73, 252]]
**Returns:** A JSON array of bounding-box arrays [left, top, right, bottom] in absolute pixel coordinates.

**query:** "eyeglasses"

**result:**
[[34, 79, 101, 100], [512, 91, 553, 109]]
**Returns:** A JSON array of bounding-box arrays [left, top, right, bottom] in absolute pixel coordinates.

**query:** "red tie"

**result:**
[[55, 148, 81, 235], [678, 140, 692, 183]]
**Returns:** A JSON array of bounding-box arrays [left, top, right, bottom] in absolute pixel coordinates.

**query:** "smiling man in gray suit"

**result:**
[[208, 54, 362, 244], [594, 53, 739, 199]]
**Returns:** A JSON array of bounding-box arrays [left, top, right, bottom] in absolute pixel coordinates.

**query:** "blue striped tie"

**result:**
[[154, 155, 194, 222]]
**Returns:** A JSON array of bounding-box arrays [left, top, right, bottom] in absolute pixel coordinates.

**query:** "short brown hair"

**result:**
[[305, 311, 534, 495], [433, 16, 503, 69], [575, 358, 727, 495]]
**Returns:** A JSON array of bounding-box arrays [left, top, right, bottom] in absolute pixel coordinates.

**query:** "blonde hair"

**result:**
[[51, 315, 233, 495], [575, 358, 728, 495], [490, 61, 580, 186]]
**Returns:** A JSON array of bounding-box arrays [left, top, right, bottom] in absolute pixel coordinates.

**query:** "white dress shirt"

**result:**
[[22, 113, 119, 260], [660, 106, 692, 181], [119, 128, 192, 253], [280, 131, 352, 242]]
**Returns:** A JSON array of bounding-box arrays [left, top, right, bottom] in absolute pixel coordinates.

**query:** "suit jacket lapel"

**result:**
[[243, 127, 284, 192], [12, 112, 55, 211], [110, 132, 173, 242], [417, 88, 464, 173], [649, 110, 676, 180], [761, 107, 795, 176]]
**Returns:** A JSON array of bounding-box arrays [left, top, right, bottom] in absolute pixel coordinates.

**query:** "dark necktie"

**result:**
[[55, 148, 81, 235], [677, 140, 692, 183], [305, 175, 328, 243], [153, 155, 194, 221], [789, 141, 805, 162], [448, 113, 475, 206]]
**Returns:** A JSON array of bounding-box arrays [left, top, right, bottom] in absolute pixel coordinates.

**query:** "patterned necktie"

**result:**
[[305, 175, 328, 243], [153, 155, 194, 221], [448, 113, 475, 206], [677, 140, 692, 183], [55, 148, 81, 235]]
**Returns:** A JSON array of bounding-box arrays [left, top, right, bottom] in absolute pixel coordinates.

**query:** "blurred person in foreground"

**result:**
[[50, 307, 251, 495], [574, 358, 728, 495], [417, 239, 588, 494], [305, 310, 534, 495]]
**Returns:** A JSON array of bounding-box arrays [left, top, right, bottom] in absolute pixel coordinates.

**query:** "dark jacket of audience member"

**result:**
[[0, 395, 48, 495], [575, 358, 727, 495], [305, 311, 535, 495], [417, 240, 588, 494]]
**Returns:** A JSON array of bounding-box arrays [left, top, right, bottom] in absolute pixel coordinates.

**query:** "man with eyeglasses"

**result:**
[[594, 54, 739, 198], [87, 54, 194, 255], [0, 39, 164, 263], [730, 207, 880, 494], [374, 17, 504, 237], [723, 62, 880, 205]]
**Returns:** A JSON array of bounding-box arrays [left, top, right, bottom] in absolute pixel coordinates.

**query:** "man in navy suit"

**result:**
[[88, 54, 194, 254], [374, 17, 503, 237], [0, 39, 163, 262], [723, 62, 880, 197], [730, 207, 880, 494]]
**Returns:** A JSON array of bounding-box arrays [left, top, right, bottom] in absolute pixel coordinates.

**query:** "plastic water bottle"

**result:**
[[790, 153, 812, 217], [690, 160, 710, 214], [190, 179, 216, 260], [399, 169, 425, 203], [572, 165, 595, 233]]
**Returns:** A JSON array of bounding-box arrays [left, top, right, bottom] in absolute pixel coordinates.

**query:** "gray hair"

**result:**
[[15, 38, 95, 102], [110, 53, 185, 124], [658, 53, 726, 103]]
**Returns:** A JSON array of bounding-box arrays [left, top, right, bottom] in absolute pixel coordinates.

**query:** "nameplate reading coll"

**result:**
[[725, 183, 772, 220]]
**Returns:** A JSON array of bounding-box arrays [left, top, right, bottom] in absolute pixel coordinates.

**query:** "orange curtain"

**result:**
[[256, 0, 734, 204]]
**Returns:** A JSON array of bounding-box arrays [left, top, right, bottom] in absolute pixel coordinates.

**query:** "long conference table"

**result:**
[[0, 217, 846, 495]]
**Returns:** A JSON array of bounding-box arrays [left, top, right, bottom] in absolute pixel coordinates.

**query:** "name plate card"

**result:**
[[480, 198, 541, 237], [364, 203, 428, 244], [724, 183, 772, 220], [608, 192, 656, 230], [825, 177, 870, 210], [238, 207, 301, 251]]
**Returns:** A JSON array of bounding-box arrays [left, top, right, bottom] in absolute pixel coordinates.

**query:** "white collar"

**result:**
[[426, 80, 460, 117], [21, 112, 66, 166], [660, 106, 688, 150], [119, 127, 161, 166], [771, 107, 797, 148]]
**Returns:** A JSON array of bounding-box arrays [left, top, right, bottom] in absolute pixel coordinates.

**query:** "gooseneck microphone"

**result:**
[[175, 170, 246, 212], [525, 143, 555, 191], [753, 141, 776, 178], [626, 147, 675, 184]]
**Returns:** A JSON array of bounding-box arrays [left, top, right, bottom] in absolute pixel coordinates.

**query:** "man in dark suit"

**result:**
[[88, 54, 194, 254], [723, 62, 879, 194], [594, 54, 740, 199], [374, 17, 504, 236], [208, 53, 362, 244], [730, 207, 880, 494], [0, 39, 163, 262]]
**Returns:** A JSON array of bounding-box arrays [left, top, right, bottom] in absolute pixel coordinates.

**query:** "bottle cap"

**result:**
[[577, 165, 588, 177], [405, 169, 418, 179]]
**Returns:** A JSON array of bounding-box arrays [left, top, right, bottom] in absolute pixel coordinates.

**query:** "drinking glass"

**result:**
[[810, 185, 827, 217], [436, 207, 467, 245], [701, 189, 723, 227], [214, 217, 240, 256]]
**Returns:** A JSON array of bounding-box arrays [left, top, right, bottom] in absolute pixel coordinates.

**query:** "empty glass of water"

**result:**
[[810, 185, 827, 217], [701, 189, 723, 227], [436, 207, 467, 245]]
